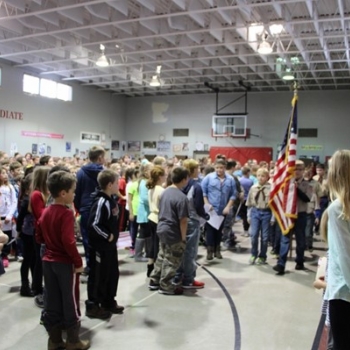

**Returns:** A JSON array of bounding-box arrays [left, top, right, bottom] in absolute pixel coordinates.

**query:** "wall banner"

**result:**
[[21, 131, 64, 139]]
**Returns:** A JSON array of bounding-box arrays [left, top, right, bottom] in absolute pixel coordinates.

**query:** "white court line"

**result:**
[[80, 291, 158, 336], [0, 282, 12, 287]]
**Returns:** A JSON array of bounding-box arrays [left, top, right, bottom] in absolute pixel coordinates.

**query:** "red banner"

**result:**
[[21, 131, 64, 139]]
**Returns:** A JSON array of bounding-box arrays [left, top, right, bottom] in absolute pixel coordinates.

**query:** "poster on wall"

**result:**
[[120, 141, 127, 152], [10, 142, 18, 156], [111, 140, 120, 151], [127, 141, 141, 152], [32, 144, 38, 155], [182, 143, 189, 151], [38, 143, 46, 155], [66, 142, 71, 152], [173, 144, 182, 152], [157, 141, 171, 153], [143, 141, 157, 151], [80, 131, 101, 144], [47, 146, 51, 155]]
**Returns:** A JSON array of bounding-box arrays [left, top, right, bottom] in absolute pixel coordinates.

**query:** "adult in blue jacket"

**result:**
[[74, 146, 105, 271]]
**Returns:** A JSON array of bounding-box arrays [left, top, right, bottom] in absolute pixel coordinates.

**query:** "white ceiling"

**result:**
[[0, 0, 349, 97]]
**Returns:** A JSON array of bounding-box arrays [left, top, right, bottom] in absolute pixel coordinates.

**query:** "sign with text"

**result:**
[[1, 109, 23, 120], [21, 131, 64, 139], [300, 145, 323, 151]]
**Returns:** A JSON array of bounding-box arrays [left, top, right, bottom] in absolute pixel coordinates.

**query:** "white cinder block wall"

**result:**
[[125, 89, 350, 161], [0, 64, 126, 157]]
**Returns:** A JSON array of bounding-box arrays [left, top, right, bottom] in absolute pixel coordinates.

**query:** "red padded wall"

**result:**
[[209, 147, 273, 164]]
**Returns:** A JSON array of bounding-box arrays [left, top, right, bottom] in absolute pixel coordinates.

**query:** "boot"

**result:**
[[20, 281, 34, 297], [206, 246, 214, 261], [85, 301, 111, 320], [48, 325, 65, 350], [134, 238, 148, 262], [215, 246, 223, 259], [66, 323, 90, 350]]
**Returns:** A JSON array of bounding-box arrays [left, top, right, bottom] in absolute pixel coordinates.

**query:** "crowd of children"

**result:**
[[0, 147, 345, 349]]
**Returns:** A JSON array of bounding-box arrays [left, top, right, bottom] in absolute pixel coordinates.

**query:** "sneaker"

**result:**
[[17, 256, 24, 262], [158, 287, 183, 295], [182, 280, 205, 289], [20, 285, 34, 297], [256, 257, 267, 265], [272, 264, 285, 275], [295, 263, 305, 270], [34, 294, 44, 308], [106, 301, 124, 314], [249, 256, 257, 265], [148, 280, 160, 290], [85, 302, 111, 320], [2, 257, 9, 268]]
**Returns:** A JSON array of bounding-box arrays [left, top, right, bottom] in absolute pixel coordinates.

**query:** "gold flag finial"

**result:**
[[292, 81, 299, 106]]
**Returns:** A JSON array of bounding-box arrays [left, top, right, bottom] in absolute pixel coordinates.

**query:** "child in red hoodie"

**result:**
[[37, 171, 89, 350]]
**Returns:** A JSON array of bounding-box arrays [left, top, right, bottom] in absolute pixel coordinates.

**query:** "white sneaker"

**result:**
[[17, 256, 24, 262]]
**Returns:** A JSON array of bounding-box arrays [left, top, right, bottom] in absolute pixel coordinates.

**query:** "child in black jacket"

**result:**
[[85, 170, 124, 320]]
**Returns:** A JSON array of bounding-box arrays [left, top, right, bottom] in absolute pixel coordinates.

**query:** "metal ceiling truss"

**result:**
[[0, 0, 349, 96]]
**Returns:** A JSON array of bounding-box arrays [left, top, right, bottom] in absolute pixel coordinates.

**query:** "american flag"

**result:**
[[269, 94, 298, 234]]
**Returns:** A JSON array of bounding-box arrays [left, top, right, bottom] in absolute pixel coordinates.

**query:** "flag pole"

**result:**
[[292, 81, 298, 106], [289, 81, 298, 258]]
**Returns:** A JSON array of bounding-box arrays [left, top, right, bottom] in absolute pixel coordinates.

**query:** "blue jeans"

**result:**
[[305, 213, 315, 248], [250, 208, 272, 259], [175, 219, 200, 285], [278, 212, 307, 267]]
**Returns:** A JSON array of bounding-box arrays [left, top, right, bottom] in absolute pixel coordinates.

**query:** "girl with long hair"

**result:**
[[325, 150, 350, 349], [30, 166, 51, 308], [146, 166, 166, 276], [0, 165, 18, 268]]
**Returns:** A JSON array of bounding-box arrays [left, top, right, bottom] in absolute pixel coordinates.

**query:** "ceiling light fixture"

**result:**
[[149, 75, 161, 87], [269, 24, 284, 36], [282, 68, 295, 81], [96, 44, 109, 67], [257, 39, 273, 54]]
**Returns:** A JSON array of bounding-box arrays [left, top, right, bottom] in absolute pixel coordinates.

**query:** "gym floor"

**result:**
[[0, 222, 324, 350]]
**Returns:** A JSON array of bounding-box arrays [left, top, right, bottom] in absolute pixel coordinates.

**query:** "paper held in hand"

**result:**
[[315, 256, 327, 295], [204, 204, 225, 230]]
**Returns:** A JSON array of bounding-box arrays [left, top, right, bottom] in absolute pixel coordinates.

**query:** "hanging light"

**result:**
[[282, 68, 295, 81], [149, 75, 161, 87], [96, 44, 109, 67], [258, 39, 273, 54], [269, 24, 284, 36]]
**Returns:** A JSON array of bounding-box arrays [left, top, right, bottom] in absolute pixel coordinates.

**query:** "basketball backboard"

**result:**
[[212, 115, 247, 138]]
